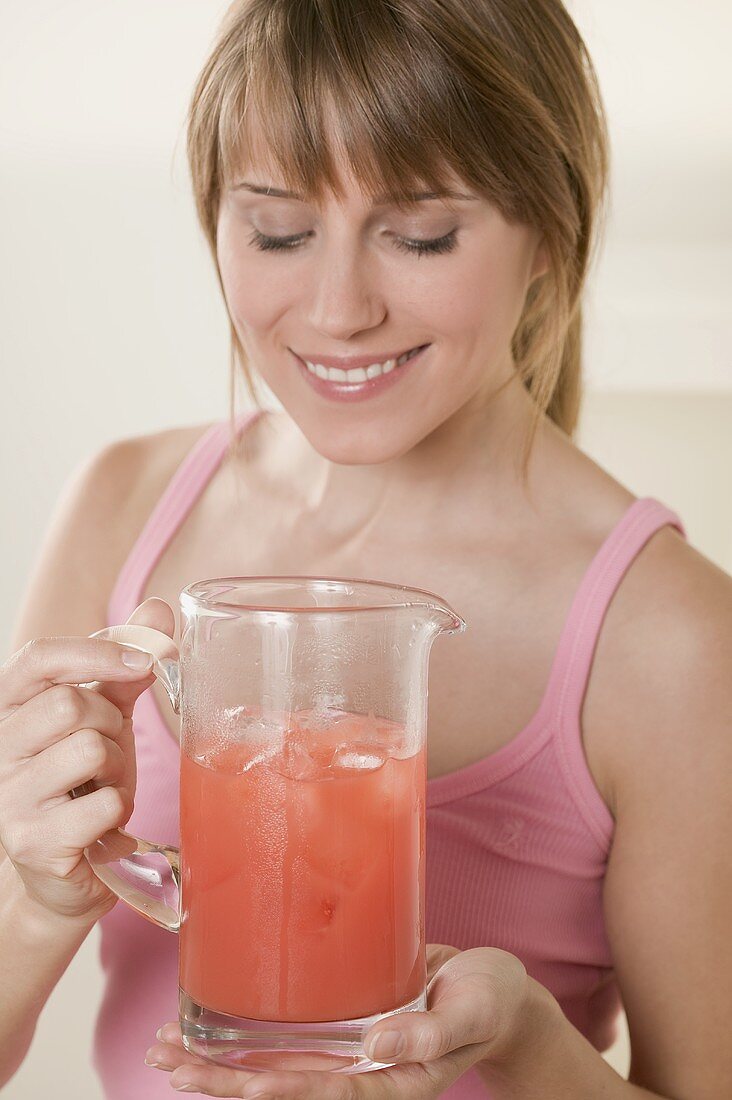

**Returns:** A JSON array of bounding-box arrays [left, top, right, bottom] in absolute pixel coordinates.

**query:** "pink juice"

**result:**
[[179, 710, 426, 1023]]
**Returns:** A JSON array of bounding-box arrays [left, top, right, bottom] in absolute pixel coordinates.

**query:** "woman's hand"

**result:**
[[146, 945, 532, 1097], [0, 599, 172, 922]]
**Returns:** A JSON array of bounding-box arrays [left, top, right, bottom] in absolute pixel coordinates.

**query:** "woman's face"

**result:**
[[216, 147, 547, 466]]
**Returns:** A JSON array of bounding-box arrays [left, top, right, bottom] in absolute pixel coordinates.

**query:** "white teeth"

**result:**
[[303, 347, 422, 383]]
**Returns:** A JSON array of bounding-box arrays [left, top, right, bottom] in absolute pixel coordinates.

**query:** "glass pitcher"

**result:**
[[72, 576, 465, 1074]]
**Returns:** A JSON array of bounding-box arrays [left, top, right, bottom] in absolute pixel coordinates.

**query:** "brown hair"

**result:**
[[186, 0, 609, 453]]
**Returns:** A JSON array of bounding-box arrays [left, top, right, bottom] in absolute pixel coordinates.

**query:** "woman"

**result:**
[[1, 1, 729, 1097]]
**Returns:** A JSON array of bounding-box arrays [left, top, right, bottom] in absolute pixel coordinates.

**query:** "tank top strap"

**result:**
[[107, 409, 265, 625], [542, 496, 686, 844]]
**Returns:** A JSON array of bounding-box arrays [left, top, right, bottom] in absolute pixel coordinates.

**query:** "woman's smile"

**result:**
[[291, 343, 430, 402]]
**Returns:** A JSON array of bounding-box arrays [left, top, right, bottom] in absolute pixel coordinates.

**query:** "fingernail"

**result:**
[[369, 1029, 405, 1060], [155, 1027, 164, 1040], [172, 1086, 198, 1094], [121, 648, 153, 669]]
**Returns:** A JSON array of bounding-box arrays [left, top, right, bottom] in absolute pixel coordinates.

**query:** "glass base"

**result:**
[[179, 986, 427, 1074]]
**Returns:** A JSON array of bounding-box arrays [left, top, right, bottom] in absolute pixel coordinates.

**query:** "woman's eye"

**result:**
[[247, 228, 458, 256], [247, 229, 313, 252], [391, 230, 458, 256]]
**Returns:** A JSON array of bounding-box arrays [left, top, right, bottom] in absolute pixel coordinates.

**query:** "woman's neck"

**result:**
[[256, 370, 549, 543]]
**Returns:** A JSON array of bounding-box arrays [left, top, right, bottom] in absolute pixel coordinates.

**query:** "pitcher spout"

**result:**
[[413, 598, 467, 637]]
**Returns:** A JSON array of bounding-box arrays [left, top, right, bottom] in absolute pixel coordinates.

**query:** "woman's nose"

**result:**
[[304, 246, 386, 341]]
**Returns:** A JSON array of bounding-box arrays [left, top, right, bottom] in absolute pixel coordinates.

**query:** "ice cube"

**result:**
[[299, 703, 350, 731], [269, 739, 326, 781], [222, 704, 251, 720], [331, 743, 387, 772]]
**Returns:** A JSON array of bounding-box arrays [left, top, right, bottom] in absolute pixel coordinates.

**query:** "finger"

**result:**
[[144, 1039, 210, 1071], [162, 1036, 453, 1100], [165, 1056, 454, 1100], [93, 598, 176, 722], [21, 727, 126, 803], [146, 1023, 257, 1083], [0, 683, 123, 762], [359, 944, 460, 1066], [30, 782, 134, 855], [426, 943, 461, 983], [364, 947, 521, 1065], [150, 1022, 461, 1100], [77, 600, 176, 808], [166, 1062, 347, 1098], [160, 1031, 389, 1099], [154, 1021, 186, 1047], [0, 635, 153, 720]]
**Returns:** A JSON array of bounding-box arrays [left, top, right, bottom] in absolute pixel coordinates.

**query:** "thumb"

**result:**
[[94, 598, 176, 721], [364, 948, 527, 1066]]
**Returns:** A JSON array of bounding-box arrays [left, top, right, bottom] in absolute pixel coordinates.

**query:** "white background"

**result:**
[[1, 1, 730, 1095]]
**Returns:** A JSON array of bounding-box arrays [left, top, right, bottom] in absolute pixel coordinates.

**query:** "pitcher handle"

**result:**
[[69, 624, 182, 933]]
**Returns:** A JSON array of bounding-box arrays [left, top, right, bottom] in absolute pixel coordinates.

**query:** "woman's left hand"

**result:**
[[145, 945, 531, 1097]]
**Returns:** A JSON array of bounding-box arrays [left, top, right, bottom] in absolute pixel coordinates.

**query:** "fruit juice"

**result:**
[[179, 709, 426, 1023]]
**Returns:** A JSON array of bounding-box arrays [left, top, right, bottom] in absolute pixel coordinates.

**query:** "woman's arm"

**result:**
[[474, 978, 666, 1098], [600, 541, 732, 1095], [0, 438, 146, 1085], [477, 537, 732, 1099], [0, 862, 111, 1086]]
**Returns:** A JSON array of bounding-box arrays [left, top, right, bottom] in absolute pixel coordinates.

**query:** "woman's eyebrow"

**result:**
[[232, 181, 476, 204]]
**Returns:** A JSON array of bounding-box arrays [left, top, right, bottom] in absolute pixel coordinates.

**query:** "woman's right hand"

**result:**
[[0, 598, 175, 924]]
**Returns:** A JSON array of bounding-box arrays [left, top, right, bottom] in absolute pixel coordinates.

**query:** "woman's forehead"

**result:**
[[227, 98, 469, 207]]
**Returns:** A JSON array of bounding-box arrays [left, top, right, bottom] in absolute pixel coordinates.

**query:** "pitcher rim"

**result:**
[[180, 574, 465, 629]]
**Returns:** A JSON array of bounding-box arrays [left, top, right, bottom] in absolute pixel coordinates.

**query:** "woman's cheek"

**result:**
[[405, 255, 496, 347], [440, 244, 531, 351], [218, 237, 294, 334]]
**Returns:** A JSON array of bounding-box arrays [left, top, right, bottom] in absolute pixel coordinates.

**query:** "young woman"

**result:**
[[1, 1, 729, 1098]]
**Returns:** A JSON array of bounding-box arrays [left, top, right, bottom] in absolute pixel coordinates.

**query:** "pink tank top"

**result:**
[[92, 410, 686, 1099]]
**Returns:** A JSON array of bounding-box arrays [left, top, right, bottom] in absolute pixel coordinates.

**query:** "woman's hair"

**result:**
[[186, 0, 609, 452]]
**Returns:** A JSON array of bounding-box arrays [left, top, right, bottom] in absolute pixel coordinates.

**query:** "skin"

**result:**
[[5, 113, 729, 1096], [138, 131, 732, 1097], [214, 145, 550, 520]]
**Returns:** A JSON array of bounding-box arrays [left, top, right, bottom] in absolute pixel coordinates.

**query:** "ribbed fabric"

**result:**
[[92, 411, 686, 1099]]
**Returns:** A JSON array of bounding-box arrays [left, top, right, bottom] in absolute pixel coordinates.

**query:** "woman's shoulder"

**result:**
[[574, 485, 732, 1090], [69, 421, 218, 561], [583, 508, 732, 816], [104, 419, 218, 481], [541, 424, 731, 804], [93, 418, 222, 573], [10, 421, 219, 649], [76, 423, 219, 600], [102, 420, 218, 520]]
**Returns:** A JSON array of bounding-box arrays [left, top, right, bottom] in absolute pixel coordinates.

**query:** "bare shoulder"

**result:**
[[583, 522, 732, 815], [9, 421, 214, 652], [582, 522, 732, 1092], [102, 421, 215, 527], [537, 417, 732, 809], [78, 419, 218, 578]]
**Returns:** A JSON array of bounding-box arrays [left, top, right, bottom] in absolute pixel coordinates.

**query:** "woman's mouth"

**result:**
[[291, 345, 430, 403]]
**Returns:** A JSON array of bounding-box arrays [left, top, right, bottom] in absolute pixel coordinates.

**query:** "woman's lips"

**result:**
[[292, 345, 429, 403]]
